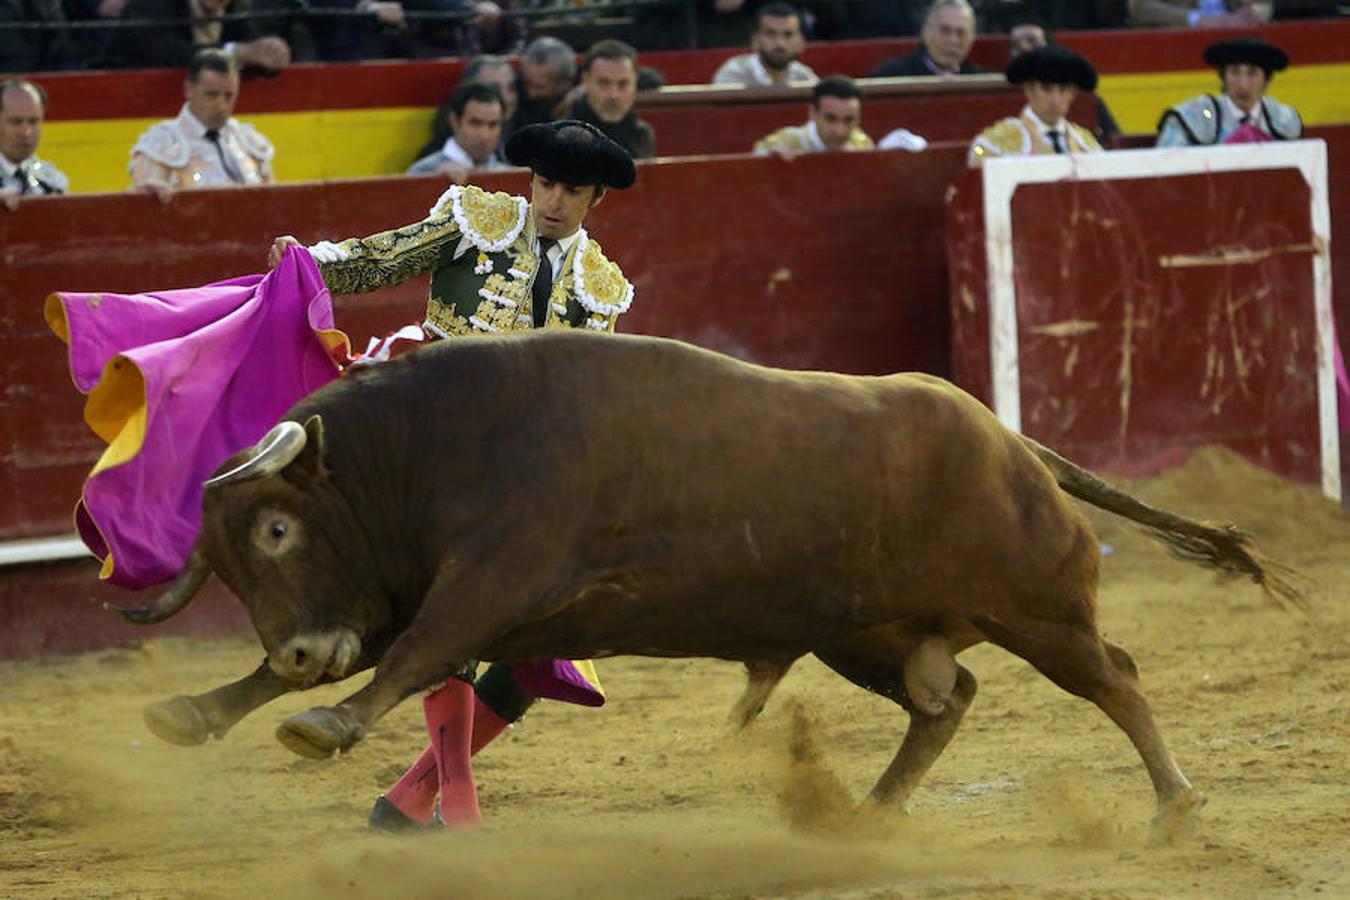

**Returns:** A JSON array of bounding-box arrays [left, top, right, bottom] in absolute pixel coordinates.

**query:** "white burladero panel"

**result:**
[[980, 140, 1338, 500]]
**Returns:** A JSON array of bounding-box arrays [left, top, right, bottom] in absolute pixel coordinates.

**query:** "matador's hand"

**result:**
[[268, 235, 301, 270]]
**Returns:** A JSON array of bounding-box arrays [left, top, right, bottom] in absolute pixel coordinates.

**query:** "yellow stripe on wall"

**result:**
[[1100, 62, 1350, 134], [44, 106, 437, 193]]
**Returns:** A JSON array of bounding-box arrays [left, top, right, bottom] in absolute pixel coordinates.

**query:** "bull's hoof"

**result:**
[[1151, 788, 1206, 845], [143, 695, 210, 746], [276, 707, 364, 759]]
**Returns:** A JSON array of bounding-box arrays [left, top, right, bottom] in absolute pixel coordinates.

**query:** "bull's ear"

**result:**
[[286, 414, 330, 485]]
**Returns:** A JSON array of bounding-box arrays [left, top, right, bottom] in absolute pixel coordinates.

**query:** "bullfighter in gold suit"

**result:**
[[267, 118, 638, 831], [969, 45, 1103, 167]]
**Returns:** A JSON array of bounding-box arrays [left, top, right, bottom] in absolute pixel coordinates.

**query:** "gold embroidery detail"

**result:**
[[456, 185, 527, 250], [574, 239, 632, 318]]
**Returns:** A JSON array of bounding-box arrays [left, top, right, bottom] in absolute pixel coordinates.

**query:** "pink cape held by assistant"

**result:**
[[45, 248, 604, 708]]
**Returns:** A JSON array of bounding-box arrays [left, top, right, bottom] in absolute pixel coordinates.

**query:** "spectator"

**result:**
[[1, 0, 74, 72], [983, 1, 1128, 32], [511, 36, 577, 132], [1156, 38, 1301, 146], [838, 0, 924, 38], [408, 81, 510, 182], [1007, 20, 1046, 57], [416, 54, 519, 161], [568, 40, 655, 161], [869, 0, 987, 78], [968, 45, 1102, 167], [713, 2, 818, 88], [129, 49, 275, 197], [98, 0, 303, 72], [1, 79, 67, 210], [754, 74, 873, 158], [1007, 21, 1120, 142], [1126, 0, 1270, 27], [634, 0, 843, 51], [396, 0, 519, 59], [306, 0, 412, 62]]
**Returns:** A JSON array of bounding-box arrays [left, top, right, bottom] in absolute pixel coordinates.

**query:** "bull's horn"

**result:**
[[205, 421, 308, 490], [104, 551, 211, 625]]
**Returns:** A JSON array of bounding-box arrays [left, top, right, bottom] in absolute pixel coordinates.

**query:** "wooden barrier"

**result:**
[[636, 77, 1097, 155], [5, 123, 1349, 658], [1, 145, 970, 544]]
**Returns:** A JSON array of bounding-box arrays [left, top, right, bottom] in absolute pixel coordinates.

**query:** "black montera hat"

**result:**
[[1203, 38, 1289, 75], [1005, 45, 1098, 92], [506, 120, 637, 189]]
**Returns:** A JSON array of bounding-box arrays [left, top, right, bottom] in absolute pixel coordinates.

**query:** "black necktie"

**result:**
[[204, 128, 244, 183], [1048, 130, 1065, 154], [15, 164, 30, 194], [532, 238, 557, 328]]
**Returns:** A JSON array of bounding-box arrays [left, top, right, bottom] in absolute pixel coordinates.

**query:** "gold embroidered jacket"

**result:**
[[968, 108, 1102, 168], [317, 184, 634, 338], [753, 122, 874, 156]]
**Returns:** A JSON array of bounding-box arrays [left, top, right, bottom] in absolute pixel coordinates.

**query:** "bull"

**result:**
[[115, 331, 1298, 825]]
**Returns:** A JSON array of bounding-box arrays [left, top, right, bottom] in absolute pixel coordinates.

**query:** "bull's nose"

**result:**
[[270, 634, 335, 684], [268, 630, 361, 684]]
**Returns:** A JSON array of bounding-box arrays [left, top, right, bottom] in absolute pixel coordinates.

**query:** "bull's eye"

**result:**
[[253, 510, 299, 557]]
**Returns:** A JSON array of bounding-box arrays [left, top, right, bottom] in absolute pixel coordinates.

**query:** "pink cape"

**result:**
[[1337, 329, 1350, 430], [46, 248, 348, 589], [47, 248, 603, 707]]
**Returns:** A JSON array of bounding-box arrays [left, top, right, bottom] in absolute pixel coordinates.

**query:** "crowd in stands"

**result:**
[[1, 0, 1340, 73], [0, 0, 1335, 208]]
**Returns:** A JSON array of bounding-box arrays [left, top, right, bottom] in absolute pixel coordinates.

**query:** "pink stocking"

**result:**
[[423, 677, 481, 826]]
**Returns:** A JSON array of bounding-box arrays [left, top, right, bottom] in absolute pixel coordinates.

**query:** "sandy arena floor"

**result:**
[[2, 448, 1348, 899]]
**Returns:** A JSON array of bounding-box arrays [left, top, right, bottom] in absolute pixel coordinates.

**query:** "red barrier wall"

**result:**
[[639, 81, 1097, 155], [0, 565, 250, 658], [2, 146, 969, 546]]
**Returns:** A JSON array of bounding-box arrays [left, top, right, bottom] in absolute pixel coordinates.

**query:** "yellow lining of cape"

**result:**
[[44, 291, 351, 584], [570, 659, 604, 696]]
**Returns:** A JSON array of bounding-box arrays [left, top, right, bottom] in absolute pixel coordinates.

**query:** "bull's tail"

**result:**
[[1020, 436, 1307, 611]]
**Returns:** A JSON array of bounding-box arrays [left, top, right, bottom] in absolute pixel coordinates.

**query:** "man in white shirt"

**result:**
[[128, 48, 275, 200], [968, 45, 1103, 167], [0, 79, 68, 211], [712, 2, 818, 89], [407, 81, 512, 183]]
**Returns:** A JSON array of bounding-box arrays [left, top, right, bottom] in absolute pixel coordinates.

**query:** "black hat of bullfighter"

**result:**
[[1203, 37, 1290, 77], [506, 120, 637, 189], [1005, 45, 1099, 92]]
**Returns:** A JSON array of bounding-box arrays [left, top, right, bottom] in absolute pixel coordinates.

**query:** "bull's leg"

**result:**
[[143, 662, 292, 746], [870, 666, 977, 807], [275, 566, 531, 759], [976, 616, 1202, 828], [728, 658, 796, 730], [814, 633, 978, 812]]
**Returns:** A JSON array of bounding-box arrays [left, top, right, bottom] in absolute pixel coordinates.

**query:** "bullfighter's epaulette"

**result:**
[[573, 234, 634, 329], [970, 118, 1030, 161], [428, 184, 528, 253]]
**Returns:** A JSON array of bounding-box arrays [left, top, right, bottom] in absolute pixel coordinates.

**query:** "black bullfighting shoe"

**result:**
[[368, 795, 436, 833]]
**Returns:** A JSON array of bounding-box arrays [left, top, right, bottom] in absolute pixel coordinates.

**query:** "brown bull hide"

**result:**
[[180, 330, 1295, 825]]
